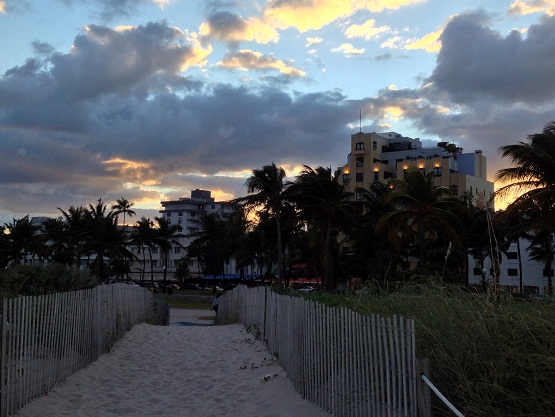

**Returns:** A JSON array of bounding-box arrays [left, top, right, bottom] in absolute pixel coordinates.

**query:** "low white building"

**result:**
[[468, 237, 553, 295]]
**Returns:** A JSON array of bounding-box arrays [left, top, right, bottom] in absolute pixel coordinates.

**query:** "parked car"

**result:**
[[165, 284, 180, 290], [298, 286, 316, 293]]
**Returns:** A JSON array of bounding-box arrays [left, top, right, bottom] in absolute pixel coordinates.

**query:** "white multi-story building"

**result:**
[[468, 237, 553, 295], [156, 189, 238, 278]]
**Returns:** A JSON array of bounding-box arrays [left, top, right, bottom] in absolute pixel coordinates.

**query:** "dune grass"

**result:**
[[305, 284, 555, 417]]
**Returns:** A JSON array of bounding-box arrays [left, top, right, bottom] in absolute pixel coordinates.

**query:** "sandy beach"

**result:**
[[15, 309, 331, 417]]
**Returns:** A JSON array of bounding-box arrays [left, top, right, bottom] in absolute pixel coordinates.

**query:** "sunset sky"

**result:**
[[1, 0, 555, 223]]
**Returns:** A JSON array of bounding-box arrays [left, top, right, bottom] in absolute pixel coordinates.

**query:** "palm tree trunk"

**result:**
[[324, 219, 334, 291], [276, 215, 285, 283]]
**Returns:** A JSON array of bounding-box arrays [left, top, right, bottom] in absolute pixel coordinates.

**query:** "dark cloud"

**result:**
[[202, 11, 247, 44], [0, 22, 199, 131], [31, 41, 55, 56], [430, 11, 555, 104], [57, 0, 147, 20]]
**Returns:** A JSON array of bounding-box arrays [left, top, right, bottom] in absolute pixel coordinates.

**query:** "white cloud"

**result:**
[[331, 43, 365, 55]]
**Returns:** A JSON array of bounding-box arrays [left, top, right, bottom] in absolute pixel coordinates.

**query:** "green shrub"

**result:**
[[0, 263, 98, 298]]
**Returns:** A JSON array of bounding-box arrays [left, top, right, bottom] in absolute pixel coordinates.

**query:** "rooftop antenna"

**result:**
[[359, 109, 362, 133]]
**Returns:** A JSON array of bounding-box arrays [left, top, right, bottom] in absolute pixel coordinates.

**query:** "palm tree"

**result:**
[[348, 181, 396, 284], [82, 199, 135, 282], [130, 217, 156, 283], [376, 168, 464, 269], [4, 215, 46, 265], [286, 166, 354, 290], [526, 230, 555, 295], [232, 163, 288, 282], [153, 216, 182, 291], [495, 121, 555, 230], [58, 205, 87, 267], [112, 197, 136, 227]]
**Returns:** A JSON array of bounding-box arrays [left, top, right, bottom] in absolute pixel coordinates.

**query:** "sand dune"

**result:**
[[15, 309, 331, 417]]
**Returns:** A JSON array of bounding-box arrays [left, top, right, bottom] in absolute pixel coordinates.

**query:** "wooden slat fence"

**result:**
[[0, 284, 169, 417], [217, 285, 417, 417]]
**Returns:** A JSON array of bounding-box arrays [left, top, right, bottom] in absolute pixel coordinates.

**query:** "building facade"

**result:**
[[341, 131, 494, 207]]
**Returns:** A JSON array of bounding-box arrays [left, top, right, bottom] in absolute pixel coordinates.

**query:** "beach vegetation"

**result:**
[[297, 282, 555, 417]]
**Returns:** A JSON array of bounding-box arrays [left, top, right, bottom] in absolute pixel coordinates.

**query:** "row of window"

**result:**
[[473, 267, 554, 277]]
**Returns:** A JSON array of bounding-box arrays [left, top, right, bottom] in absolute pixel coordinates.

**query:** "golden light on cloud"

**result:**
[[218, 50, 306, 77], [181, 35, 213, 70], [509, 0, 555, 15], [405, 29, 442, 52], [0, 1, 6, 13], [345, 19, 391, 40], [384, 106, 405, 121], [103, 158, 159, 186], [264, 0, 424, 32]]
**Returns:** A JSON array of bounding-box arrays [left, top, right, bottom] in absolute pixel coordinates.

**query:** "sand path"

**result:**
[[15, 309, 331, 417]]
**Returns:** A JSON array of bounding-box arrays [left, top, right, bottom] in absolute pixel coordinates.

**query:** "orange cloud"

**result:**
[[264, 0, 425, 32], [509, 0, 555, 15], [103, 158, 159, 186], [199, 16, 279, 44], [218, 50, 306, 77], [405, 29, 442, 52], [0, 1, 5, 13]]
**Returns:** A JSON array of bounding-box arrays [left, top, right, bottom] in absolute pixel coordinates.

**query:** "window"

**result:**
[[374, 171, 379, 181], [152, 248, 158, 254], [188, 260, 194, 266], [178, 212, 183, 217], [174, 247, 181, 254], [450, 185, 458, 196], [178, 219, 182, 225], [473, 268, 483, 276], [343, 174, 350, 184], [507, 268, 518, 276], [355, 142, 364, 150], [190, 212, 196, 217], [434, 167, 442, 176], [212, 205, 216, 209], [151, 260, 158, 267], [356, 156, 364, 167], [355, 191, 362, 200], [356, 173, 364, 183], [167, 212, 172, 216], [507, 252, 518, 259], [372, 141, 377, 150]]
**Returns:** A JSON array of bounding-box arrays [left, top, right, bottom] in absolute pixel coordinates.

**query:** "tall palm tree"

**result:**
[[130, 217, 156, 283], [526, 230, 555, 295], [154, 216, 183, 290], [232, 163, 288, 281], [58, 205, 87, 267], [287, 166, 354, 290], [82, 199, 135, 282], [4, 215, 46, 265], [376, 168, 464, 269], [495, 121, 555, 230], [112, 197, 136, 227]]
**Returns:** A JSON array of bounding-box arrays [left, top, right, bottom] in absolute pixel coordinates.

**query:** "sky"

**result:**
[[1, 0, 555, 224]]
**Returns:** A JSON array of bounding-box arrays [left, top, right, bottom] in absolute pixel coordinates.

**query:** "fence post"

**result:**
[[416, 358, 431, 417]]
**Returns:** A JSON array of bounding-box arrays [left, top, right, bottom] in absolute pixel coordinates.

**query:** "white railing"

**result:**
[[0, 284, 168, 417], [217, 285, 418, 417]]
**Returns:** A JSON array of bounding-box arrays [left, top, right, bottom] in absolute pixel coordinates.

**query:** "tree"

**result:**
[[81, 199, 135, 282], [495, 122, 555, 231], [376, 168, 464, 269], [153, 216, 182, 291], [130, 217, 156, 283], [58, 205, 88, 268], [232, 163, 288, 282], [287, 166, 354, 291], [4, 215, 46, 265], [112, 197, 136, 227], [526, 230, 555, 295]]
